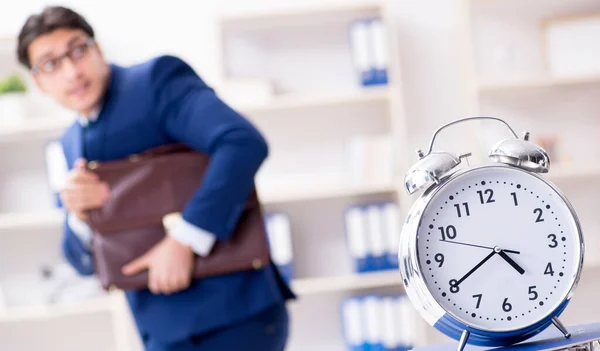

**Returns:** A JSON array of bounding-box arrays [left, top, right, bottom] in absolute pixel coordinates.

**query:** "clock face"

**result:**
[[417, 166, 582, 332]]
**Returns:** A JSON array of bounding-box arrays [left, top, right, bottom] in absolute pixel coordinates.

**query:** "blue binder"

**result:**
[[382, 202, 401, 270], [365, 205, 387, 272], [411, 323, 600, 351], [341, 296, 368, 351], [368, 18, 389, 86], [344, 206, 370, 273], [265, 212, 294, 282], [349, 19, 376, 86]]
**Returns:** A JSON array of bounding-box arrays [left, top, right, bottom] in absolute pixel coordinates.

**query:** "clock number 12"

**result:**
[[477, 189, 495, 204]]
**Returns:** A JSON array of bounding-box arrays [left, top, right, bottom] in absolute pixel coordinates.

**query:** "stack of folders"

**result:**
[[349, 17, 390, 87], [344, 202, 401, 273], [264, 212, 294, 283], [341, 294, 417, 351]]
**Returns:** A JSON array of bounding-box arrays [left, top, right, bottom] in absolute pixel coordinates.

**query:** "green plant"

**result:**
[[0, 74, 27, 95]]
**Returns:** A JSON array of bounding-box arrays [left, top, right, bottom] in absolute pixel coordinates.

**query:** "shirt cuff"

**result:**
[[168, 217, 217, 257], [67, 212, 93, 250]]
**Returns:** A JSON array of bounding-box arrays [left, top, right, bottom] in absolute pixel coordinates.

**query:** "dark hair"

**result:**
[[17, 6, 94, 68]]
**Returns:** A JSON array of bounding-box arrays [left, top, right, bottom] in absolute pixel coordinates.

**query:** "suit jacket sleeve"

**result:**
[[150, 56, 269, 241]]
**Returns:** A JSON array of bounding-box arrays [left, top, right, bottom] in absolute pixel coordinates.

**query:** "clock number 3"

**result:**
[[548, 234, 558, 248]]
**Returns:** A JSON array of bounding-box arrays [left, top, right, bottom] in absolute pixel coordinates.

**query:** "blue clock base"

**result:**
[[413, 323, 600, 351]]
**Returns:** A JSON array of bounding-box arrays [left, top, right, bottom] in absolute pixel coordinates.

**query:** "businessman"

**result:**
[[17, 6, 295, 351]]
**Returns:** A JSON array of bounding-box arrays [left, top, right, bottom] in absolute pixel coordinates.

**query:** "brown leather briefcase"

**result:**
[[84, 144, 271, 291]]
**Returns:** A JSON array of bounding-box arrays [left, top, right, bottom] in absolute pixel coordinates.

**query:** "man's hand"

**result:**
[[59, 158, 111, 220], [121, 236, 195, 295]]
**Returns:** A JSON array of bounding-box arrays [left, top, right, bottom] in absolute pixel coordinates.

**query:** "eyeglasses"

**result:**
[[31, 38, 96, 75]]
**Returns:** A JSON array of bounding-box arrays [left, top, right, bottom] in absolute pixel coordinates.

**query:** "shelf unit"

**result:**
[[215, 3, 416, 350], [0, 2, 413, 351], [454, 0, 600, 346]]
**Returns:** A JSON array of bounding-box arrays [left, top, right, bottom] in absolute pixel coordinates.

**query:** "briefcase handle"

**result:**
[[88, 143, 193, 170]]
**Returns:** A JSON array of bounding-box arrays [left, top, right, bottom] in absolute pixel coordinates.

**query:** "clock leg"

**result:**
[[457, 330, 470, 351], [552, 317, 571, 339]]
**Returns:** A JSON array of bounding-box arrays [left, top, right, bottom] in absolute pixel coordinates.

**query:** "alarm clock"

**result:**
[[398, 117, 584, 351]]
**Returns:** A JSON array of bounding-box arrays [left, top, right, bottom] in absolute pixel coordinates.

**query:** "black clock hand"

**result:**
[[439, 239, 520, 254], [498, 250, 525, 275], [455, 250, 496, 286]]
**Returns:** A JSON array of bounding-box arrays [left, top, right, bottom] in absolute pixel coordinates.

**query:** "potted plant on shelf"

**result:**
[[0, 73, 28, 126]]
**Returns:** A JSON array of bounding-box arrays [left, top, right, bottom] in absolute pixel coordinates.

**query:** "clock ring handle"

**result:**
[[424, 116, 518, 156]]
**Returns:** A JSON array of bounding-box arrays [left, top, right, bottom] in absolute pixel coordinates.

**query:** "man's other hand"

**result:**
[[59, 158, 110, 220], [121, 236, 195, 295]]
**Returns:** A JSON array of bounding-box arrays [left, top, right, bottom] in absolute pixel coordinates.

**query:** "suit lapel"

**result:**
[[70, 122, 84, 165]]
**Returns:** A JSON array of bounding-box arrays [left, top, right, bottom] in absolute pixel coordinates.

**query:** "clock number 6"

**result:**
[[502, 298, 512, 312]]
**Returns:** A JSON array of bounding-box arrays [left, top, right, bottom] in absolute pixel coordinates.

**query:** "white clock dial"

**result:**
[[417, 166, 582, 332]]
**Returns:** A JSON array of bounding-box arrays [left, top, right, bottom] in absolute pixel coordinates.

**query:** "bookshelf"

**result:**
[[455, 0, 600, 346], [0, 2, 414, 351]]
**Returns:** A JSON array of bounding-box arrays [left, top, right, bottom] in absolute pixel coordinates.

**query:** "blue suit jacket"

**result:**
[[57, 55, 295, 344]]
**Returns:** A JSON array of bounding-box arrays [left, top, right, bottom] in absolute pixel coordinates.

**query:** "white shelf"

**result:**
[[0, 89, 390, 142], [258, 181, 396, 205], [0, 182, 396, 231], [0, 294, 114, 323], [291, 270, 403, 296], [0, 209, 64, 231], [235, 87, 391, 116], [479, 75, 600, 95], [219, 2, 383, 26], [0, 116, 73, 143]]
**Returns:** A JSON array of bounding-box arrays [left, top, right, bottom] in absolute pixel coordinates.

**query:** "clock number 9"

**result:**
[[449, 279, 459, 293], [502, 298, 512, 312], [439, 225, 457, 241], [434, 253, 444, 267]]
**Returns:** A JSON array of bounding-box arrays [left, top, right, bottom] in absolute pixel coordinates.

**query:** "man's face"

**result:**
[[28, 28, 109, 115]]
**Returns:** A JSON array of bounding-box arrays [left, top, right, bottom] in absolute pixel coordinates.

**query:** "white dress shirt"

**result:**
[[47, 112, 216, 257]]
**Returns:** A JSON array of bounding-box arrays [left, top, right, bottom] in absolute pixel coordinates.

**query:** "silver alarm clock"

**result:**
[[399, 117, 584, 351]]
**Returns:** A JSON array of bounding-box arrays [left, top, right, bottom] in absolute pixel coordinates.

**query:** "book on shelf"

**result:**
[[265, 212, 294, 282], [349, 17, 390, 87], [341, 293, 417, 351], [344, 201, 401, 274]]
